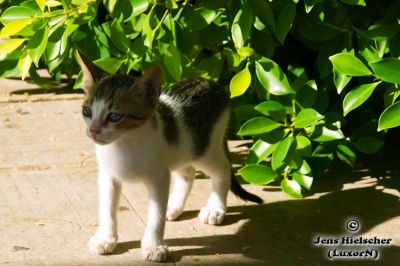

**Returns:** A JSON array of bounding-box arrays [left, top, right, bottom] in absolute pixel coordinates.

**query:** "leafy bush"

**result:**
[[1, 0, 400, 197]]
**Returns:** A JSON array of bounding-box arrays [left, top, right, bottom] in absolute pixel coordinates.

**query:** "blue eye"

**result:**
[[82, 106, 92, 118], [107, 113, 123, 123]]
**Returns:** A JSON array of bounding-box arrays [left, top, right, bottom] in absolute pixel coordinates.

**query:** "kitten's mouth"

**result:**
[[93, 137, 110, 145], [89, 134, 110, 145], [93, 138, 108, 145]]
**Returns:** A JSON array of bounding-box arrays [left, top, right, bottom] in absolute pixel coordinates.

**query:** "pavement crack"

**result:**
[[122, 193, 146, 226]]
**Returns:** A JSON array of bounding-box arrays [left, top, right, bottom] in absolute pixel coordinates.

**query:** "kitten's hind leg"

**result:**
[[167, 166, 195, 221], [193, 153, 230, 225]]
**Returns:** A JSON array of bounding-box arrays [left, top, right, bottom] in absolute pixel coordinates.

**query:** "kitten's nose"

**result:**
[[90, 128, 101, 136]]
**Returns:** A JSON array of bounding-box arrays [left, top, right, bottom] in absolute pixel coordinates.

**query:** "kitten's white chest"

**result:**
[[96, 136, 165, 181]]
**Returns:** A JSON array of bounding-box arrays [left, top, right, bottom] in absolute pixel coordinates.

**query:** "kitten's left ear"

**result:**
[[77, 51, 105, 94], [132, 65, 163, 108]]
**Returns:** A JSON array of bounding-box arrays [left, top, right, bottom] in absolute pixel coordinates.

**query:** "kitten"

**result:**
[[79, 53, 262, 262]]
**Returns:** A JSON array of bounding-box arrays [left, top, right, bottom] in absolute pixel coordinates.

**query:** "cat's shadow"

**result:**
[[114, 150, 400, 265], [114, 184, 400, 265]]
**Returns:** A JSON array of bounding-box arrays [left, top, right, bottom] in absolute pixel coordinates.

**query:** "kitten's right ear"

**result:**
[[77, 51, 105, 94]]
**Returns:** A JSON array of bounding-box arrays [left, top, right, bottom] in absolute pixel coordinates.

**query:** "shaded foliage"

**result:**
[[1, 0, 400, 197]]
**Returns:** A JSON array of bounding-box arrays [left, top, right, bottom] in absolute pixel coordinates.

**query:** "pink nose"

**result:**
[[90, 128, 101, 136]]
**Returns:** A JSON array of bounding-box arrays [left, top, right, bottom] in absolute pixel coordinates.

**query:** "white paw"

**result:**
[[142, 245, 169, 262], [198, 206, 226, 225], [166, 206, 183, 221], [88, 234, 117, 255]]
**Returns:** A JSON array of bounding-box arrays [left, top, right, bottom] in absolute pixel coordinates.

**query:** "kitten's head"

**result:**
[[79, 53, 162, 145]]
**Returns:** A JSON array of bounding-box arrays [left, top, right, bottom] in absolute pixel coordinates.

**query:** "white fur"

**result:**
[[87, 95, 231, 262]]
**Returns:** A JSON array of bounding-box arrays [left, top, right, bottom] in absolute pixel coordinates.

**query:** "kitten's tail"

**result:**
[[230, 171, 263, 204], [224, 141, 263, 204]]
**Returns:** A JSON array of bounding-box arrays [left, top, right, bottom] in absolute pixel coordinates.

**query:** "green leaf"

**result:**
[[384, 86, 400, 107], [27, 27, 49, 67], [343, 82, 381, 116], [107, 0, 118, 13], [0, 6, 38, 24], [304, 0, 322, 13], [238, 164, 277, 185], [271, 136, 294, 172], [296, 80, 318, 108], [61, 0, 72, 8], [352, 137, 384, 154], [329, 53, 372, 76], [333, 69, 351, 94], [336, 144, 356, 167], [296, 135, 312, 157], [65, 19, 79, 36], [45, 27, 67, 65], [289, 65, 308, 90], [288, 150, 303, 170], [110, 19, 130, 52], [142, 13, 155, 48], [247, 139, 276, 164], [340, 0, 366, 6], [94, 57, 124, 74], [223, 48, 245, 68], [46, 0, 62, 7], [378, 101, 400, 131], [230, 64, 251, 98], [237, 47, 254, 58], [293, 108, 324, 129], [254, 100, 286, 122], [166, 0, 178, 9], [238, 117, 283, 136], [36, 0, 45, 11], [261, 128, 288, 145], [130, 0, 149, 17], [74, 71, 83, 89], [187, 7, 218, 31], [369, 58, 400, 84], [49, 13, 66, 27], [255, 58, 295, 95], [298, 159, 312, 175], [309, 126, 345, 142], [293, 160, 313, 190], [231, 4, 253, 48], [0, 51, 21, 78], [252, 0, 275, 31], [275, 0, 296, 44], [18, 51, 32, 80], [293, 172, 313, 190], [359, 38, 381, 63], [281, 178, 302, 198], [0, 19, 34, 38], [0, 39, 26, 55], [163, 44, 182, 81], [361, 22, 400, 42]]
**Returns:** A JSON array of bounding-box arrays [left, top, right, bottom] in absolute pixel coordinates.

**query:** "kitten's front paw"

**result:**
[[88, 235, 117, 255], [142, 245, 169, 262], [199, 206, 226, 225], [166, 206, 183, 221]]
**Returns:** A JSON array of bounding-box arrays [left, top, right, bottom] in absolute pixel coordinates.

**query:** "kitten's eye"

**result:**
[[82, 106, 92, 118], [107, 113, 123, 123]]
